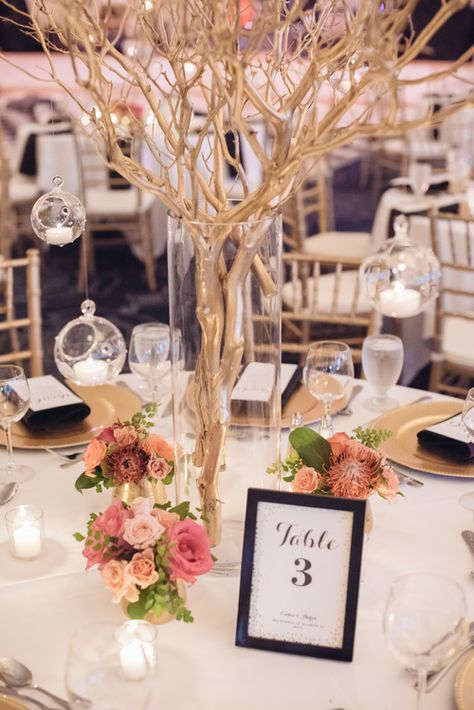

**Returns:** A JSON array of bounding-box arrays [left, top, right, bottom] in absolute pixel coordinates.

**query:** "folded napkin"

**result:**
[[417, 412, 474, 461], [23, 375, 91, 432]]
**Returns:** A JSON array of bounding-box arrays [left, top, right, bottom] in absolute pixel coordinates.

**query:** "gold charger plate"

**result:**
[[0, 382, 141, 450], [371, 401, 474, 477], [455, 651, 474, 710], [185, 379, 348, 428], [0, 695, 28, 710]]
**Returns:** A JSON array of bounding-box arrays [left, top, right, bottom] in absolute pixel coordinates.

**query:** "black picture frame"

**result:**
[[235, 488, 366, 662]]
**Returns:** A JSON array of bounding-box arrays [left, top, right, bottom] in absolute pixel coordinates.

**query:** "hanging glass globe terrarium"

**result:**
[[31, 175, 86, 246], [54, 299, 126, 386], [359, 215, 441, 319]]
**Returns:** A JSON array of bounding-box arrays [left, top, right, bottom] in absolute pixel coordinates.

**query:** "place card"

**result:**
[[231, 362, 301, 404], [22, 375, 91, 432], [417, 412, 474, 460], [236, 489, 365, 661]]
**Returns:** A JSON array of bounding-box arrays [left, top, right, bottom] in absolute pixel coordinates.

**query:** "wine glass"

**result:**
[[303, 341, 354, 438], [0, 365, 34, 484], [65, 621, 157, 710], [384, 573, 468, 710], [361, 334, 404, 412], [409, 163, 432, 198], [128, 323, 171, 413]]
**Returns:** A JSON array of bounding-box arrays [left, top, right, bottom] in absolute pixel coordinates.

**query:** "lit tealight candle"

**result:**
[[13, 523, 42, 559], [120, 640, 147, 681], [379, 283, 421, 318], [73, 357, 108, 386], [45, 226, 74, 246]]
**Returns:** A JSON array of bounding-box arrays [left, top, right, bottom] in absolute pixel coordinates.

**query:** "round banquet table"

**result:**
[[0, 378, 473, 710]]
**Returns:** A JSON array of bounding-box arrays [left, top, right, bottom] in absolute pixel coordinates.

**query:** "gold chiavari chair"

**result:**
[[281, 251, 379, 364], [429, 212, 474, 396], [0, 248, 43, 377]]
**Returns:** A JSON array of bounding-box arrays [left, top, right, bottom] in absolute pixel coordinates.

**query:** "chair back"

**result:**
[[0, 248, 43, 376], [282, 160, 333, 251]]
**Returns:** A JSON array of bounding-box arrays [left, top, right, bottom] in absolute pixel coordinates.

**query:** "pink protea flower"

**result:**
[[326, 447, 383, 499], [107, 443, 149, 485]]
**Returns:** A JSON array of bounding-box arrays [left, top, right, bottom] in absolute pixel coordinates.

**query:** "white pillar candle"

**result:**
[[13, 524, 42, 559], [120, 640, 147, 681], [379, 284, 421, 318], [45, 226, 74, 245], [73, 357, 108, 386]]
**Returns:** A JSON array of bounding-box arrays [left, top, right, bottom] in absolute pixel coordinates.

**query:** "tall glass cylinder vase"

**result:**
[[168, 213, 282, 574]]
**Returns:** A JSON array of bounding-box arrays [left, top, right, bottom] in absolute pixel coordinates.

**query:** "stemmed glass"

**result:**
[[362, 334, 404, 412], [128, 323, 171, 413], [409, 163, 432, 198], [303, 341, 354, 438], [65, 621, 157, 710], [384, 573, 468, 710], [0, 365, 34, 483]]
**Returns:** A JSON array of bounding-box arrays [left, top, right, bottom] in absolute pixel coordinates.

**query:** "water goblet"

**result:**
[[383, 573, 468, 710], [0, 364, 34, 484], [409, 162, 432, 198], [128, 323, 171, 413], [65, 621, 157, 710], [303, 341, 354, 438], [362, 334, 404, 412]]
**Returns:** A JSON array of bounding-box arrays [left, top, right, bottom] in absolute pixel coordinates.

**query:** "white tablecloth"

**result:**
[[1, 379, 473, 710]]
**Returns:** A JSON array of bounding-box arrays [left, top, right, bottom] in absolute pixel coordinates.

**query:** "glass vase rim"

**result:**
[[167, 210, 281, 228], [0, 364, 26, 381], [5, 503, 43, 523]]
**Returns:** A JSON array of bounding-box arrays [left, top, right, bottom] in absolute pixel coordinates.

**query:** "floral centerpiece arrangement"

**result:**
[[276, 427, 400, 501], [75, 406, 174, 494], [74, 496, 213, 623]]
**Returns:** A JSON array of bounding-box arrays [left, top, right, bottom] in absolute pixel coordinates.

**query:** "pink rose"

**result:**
[[82, 532, 108, 570], [123, 513, 165, 550], [130, 496, 154, 517], [102, 559, 139, 603], [378, 465, 400, 500], [83, 438, 107, 472], [95, 499, 131, 539], [291, 466, 320, 494], [147, 456, 171, 480], [125, 548, 159, 589], [152, 508, 179, 527], [114, 425, 137, 447], [97, 426, 116, 443], [167, 519, 213, 584], [142, 434, 174, 461]]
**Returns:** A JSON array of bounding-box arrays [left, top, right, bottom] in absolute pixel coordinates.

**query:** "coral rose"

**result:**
[[143, 434, 174, 461], [123, 513, 165, 550], [95, 499, 131, 539], [167, 519, 213, 584], [378, 465, 400, 501], [125, 548, 159, 589], [97, 426, 116, 443], [291, 466, 320, 494], [83, 438, 107, 472], [102, 559, 139, 603], [114, 425, 137, 447], [152, 508, 179, 527], [327, 432, 367, 460], [147, 456, 171, 480]]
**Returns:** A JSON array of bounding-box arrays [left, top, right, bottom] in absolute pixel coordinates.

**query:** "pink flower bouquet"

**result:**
[[74, 496, 213, 622], [278, 426, 400, 501], [75, 406, 174, 493]]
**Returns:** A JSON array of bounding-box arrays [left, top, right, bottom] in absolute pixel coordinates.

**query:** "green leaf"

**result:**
[[75, 473, 97, 493], [170, 501, 191, 520], [73, 532, 85, 541], [289, 427, 331, 472], [126, 590, 149, 620]]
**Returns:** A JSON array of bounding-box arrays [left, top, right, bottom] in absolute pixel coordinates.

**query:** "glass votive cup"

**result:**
[[5, 504, 44, 560]]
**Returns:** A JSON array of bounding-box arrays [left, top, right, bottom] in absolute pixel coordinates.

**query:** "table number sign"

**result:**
[[236, 489, 366, 661]]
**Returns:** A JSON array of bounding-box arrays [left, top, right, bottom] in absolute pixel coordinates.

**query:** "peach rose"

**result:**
[[291, 466, 320, 494], [125, 548, 159, 589], [114, 425, 137, 447], [327, 432, 367, 460], [142, 434, 174, 461], [167, 519, 213, 584], [378, 465, 400, 501], [147, 456, 171, 480], [101, 559, 138, 603], [83, 438, 107, 472], [123, 513, 165, 550], [152, 508, 179, 527]]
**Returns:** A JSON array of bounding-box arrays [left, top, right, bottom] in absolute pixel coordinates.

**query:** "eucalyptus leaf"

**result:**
[[288, 427, 331, 472]]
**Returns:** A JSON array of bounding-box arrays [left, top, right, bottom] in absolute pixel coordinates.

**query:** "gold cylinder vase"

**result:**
[[112, 478, 167, 506]]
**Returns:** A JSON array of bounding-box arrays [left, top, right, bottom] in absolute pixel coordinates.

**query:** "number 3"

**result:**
[[291, 557, 312, 586]]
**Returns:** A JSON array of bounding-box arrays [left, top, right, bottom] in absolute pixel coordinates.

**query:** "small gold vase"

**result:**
[[121, 580, 187, 626], [112, 478, 167, 506]]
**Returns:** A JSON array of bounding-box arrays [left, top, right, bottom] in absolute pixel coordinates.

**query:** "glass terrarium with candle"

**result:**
[[54, 299, 126, 386], [359, 216, 441, 319], [31, 175, 86, 246]]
